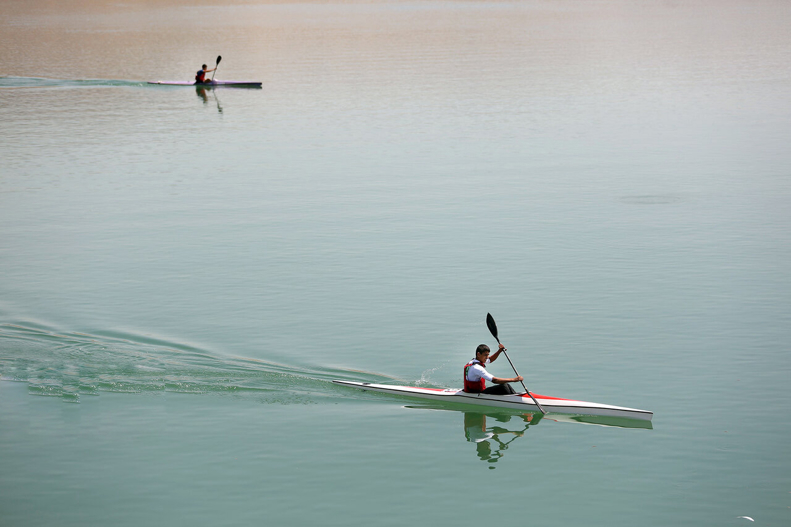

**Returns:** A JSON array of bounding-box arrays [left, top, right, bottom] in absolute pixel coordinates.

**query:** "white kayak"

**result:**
[[148, 80, 262, 88], [332, 380, 653, 422]]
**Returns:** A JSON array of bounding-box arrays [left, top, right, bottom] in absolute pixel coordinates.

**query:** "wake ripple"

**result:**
[[0, 322, 391, 403], [0, 76, 148, 89]]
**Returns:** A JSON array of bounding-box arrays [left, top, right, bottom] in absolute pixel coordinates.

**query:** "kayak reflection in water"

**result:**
[[195, 86, 223, 113], [196, 86, 209, 102], [464, 412, 541, 468]]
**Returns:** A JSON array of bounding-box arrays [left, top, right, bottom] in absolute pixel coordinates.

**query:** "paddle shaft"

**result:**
[[486, 313, 546, 414], [496, 344, 546, 414]]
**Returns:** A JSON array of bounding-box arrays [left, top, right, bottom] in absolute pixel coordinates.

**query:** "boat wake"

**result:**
[[0, 76, 148, 89], [0, 322, 392, 403]]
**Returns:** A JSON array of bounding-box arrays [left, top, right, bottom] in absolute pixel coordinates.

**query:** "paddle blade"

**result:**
[[486, 313, 499, 342], [216, 55, 222, 65]]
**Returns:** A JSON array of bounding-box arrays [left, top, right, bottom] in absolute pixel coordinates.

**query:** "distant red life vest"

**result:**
[[463, 359, 486, 393], [195, 69, 206, 83]]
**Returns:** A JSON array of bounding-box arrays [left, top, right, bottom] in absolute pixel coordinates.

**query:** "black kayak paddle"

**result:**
[[486, 313, 546, 414], [211, 55, 221, 82]]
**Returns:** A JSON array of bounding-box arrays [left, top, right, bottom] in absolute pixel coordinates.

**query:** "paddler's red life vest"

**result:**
[[195, 69, 206, 83], [463, 359, 486, 393]]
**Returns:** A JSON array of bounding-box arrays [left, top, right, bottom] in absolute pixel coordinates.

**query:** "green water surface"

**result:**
[[2, 1, 790, 525]]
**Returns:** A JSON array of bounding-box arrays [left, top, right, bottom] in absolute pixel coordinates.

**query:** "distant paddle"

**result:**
[[211, 55, 222, 82], [486, 313, 546, 414]]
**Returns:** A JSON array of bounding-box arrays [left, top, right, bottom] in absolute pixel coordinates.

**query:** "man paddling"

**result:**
[[195, 63, 216, 84], [464, 344, 523, 395]]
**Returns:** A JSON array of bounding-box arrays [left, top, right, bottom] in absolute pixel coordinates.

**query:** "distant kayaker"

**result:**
[[463, 344, 523, 395], [195, 64, 216, 84]]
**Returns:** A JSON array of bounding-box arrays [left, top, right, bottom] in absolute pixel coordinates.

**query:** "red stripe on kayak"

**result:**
[[408, 386, 571, 400], [522, 393, 572, 401]]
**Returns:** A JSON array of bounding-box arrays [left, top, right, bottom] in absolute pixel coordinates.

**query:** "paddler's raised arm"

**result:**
[[488, 343, 506, 363]]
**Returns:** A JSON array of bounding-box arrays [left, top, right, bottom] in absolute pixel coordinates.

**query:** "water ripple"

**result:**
[[0, 76, 147, 89], [0, 322, 390, 403]]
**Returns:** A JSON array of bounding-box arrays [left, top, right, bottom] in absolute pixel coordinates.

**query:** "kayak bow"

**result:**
[[332, 380, 653, 421]]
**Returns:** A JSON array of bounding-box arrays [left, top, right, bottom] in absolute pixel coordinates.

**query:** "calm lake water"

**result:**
[[2, 0, 790, 525]]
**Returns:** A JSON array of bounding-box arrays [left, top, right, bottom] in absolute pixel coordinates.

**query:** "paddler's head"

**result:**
[[475, 344, 490, 362], [202, 64, 208, 70]]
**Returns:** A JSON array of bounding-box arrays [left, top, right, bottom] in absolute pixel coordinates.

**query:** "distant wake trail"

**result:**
[[0, 76, 149, 89]]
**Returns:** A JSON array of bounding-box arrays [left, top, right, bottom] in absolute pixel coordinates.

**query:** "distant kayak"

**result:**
[[148, 80, 262, 88], [332, 380, 653, 422]]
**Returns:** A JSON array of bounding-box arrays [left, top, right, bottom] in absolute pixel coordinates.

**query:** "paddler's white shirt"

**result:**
[[466, 359, 494, 382]]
